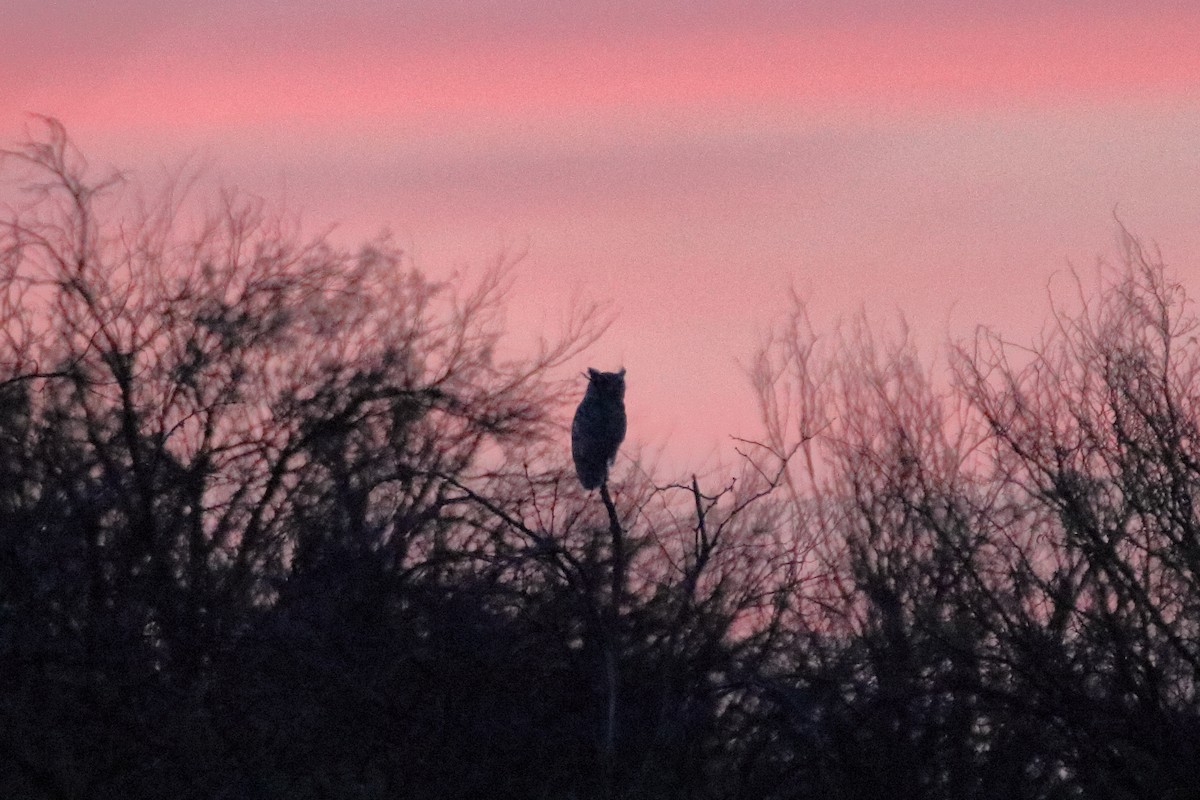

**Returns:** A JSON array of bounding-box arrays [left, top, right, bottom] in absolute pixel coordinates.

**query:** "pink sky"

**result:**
[[6, 1, 1200, 469]]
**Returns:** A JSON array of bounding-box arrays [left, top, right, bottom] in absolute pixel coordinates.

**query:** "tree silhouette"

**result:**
[[5, 119, 1200, 800], [746, 235, 1200, 799]]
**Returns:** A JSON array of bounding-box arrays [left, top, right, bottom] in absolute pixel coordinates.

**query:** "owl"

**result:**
[[571, 368, 627, 490]]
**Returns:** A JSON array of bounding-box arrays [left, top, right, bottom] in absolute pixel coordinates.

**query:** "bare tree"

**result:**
[[953, 234, 1200, 797], [9, 118, 1200, 800], [745, 232, 1200, 799], [0, 118, 609, 797]]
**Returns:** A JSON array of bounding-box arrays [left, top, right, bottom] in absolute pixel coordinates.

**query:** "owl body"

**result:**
[[571, 368, 626, 490]]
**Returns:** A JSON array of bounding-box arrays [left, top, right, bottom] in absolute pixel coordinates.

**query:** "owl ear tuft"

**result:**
[[587, 368, 600, 380], [617, 368, 626, 377]]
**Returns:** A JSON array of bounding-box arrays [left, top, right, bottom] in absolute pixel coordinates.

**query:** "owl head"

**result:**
[[585, 367, 626, 399]]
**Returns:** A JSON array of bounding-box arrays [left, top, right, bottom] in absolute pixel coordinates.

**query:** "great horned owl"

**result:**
[[571, 367, 626, 490]]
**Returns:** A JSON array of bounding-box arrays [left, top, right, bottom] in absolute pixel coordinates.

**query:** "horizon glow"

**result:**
[[6, 1, 1200, 469]]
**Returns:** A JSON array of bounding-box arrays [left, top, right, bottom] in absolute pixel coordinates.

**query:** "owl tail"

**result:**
[[575, 462, 607, 491]]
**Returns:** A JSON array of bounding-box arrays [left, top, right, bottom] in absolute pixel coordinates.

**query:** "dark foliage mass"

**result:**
[[4, 120, 1200, 799]]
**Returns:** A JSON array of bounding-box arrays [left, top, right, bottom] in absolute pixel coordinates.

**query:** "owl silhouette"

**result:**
[[571, 368, 626, 490]]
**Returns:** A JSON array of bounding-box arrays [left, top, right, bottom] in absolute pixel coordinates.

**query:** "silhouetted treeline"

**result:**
[[4, 120, 1200, 800]]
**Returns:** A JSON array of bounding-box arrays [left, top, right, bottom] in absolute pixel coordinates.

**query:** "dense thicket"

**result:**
[[3, 121, 1200, 799]]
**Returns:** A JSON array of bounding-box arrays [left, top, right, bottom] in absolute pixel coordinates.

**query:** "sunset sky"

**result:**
[[6, 0, 1200, 468]]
